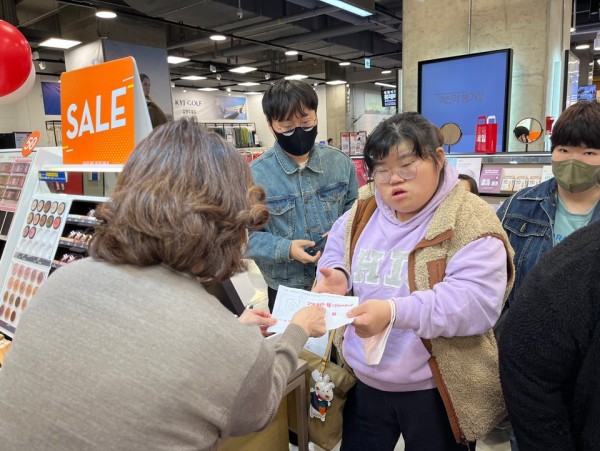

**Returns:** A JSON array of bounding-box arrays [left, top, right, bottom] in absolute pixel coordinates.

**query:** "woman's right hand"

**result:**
[[291, 305, 327, 337]]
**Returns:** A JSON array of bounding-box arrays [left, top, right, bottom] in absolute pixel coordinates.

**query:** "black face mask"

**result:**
[[274, 126, 318, 157]]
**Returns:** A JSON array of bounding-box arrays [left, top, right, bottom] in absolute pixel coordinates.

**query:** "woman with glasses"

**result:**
[[248, 79, 358, 312], [314, 112, 514, 450]]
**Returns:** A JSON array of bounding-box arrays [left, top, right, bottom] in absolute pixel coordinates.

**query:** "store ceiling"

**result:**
[[7, 0, 599, 94], [570, 0, 600, 74], [4, 0, 403, 93]]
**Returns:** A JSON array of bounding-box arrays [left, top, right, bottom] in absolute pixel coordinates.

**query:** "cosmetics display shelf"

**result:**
[[0, 156, 110, 338], [445, 152, 553, 209], [66, 214, 101, 226], [58, 238, 89, 252]]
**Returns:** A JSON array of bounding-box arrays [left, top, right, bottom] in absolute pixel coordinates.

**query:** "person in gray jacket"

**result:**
[[0, 118, 326, 451]]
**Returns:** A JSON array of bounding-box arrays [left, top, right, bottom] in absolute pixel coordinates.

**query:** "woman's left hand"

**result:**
[[239, 308, 277, 337], [347, 299, 392, 338]]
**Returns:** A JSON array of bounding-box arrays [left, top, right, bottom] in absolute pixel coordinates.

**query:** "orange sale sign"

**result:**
[[61, 57, 136, 164]]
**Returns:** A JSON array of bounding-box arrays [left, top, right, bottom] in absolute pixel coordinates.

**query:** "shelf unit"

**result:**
[[0, 159, 113, 338], [446, 151, 553, 210]]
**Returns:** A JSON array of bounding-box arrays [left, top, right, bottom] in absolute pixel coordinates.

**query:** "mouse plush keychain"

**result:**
[[309, 370, 335, 422]]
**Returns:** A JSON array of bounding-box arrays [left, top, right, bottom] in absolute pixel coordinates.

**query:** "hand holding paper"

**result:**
[[268, 285, 358, 334]]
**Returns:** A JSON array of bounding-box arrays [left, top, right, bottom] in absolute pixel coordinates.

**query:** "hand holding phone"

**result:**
[[304, 236, 327, 256]]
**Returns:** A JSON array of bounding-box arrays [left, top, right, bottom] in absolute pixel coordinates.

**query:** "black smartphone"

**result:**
[[305, 236, 327, 256]]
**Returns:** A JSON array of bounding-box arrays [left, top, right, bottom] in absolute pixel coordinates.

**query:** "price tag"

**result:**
[[21, 130, 40, 157]]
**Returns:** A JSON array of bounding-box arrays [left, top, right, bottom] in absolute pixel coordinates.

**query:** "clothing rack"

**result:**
[[199, 122, 257, 148]]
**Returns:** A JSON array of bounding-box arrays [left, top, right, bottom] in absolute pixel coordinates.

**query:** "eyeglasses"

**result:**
[[372, 160, 422, 183], [273, 117, 317, 136]]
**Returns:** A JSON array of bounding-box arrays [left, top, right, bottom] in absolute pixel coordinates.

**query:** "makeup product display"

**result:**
[[0, 195, 71, 337], [14, 196, 71, 264], [0, 262, 46, 335]]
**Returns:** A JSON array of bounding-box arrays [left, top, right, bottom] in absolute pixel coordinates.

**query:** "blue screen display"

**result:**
[[418, 50, 511, 154]]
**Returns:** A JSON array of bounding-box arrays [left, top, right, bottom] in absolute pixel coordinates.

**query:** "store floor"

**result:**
[[308, 426, 510, 450]]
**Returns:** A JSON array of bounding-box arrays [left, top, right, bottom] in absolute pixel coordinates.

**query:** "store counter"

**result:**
[[218, 359, 308, 451]]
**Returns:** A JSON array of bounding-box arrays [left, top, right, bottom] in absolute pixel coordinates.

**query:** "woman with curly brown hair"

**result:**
[[0, 118, 326, 450]]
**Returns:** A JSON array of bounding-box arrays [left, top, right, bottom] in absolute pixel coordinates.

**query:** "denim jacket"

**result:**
[[496, 178, 600, 307], [248, 142, 359, 290]]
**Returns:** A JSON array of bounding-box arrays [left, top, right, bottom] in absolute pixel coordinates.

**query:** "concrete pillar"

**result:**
[[402, 0, 571, 152]]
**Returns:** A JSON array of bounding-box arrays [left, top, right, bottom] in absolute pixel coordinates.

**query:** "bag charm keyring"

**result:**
[[309, 369, 335, 421]]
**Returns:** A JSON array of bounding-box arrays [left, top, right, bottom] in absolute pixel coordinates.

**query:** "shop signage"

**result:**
[[60, 57, 151, 165], [38, 171, 68, 183]]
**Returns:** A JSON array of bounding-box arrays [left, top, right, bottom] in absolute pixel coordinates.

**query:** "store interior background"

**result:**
[[1, 0, 600, 153]]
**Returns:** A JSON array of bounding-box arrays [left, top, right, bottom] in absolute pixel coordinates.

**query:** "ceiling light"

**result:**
[[38, 61, 46, 70], [167, 56, 190, 64], [95, 10, 117, 19], [326, 80, 346, 85], [375, 82, 396, 88], [229, 66, 257, 74], [238, 82, 260, 86], [198, 87, 219, 91], [570, 27, 576, 32], [318, 0, 373, 17], [181, 75, 206, 80], [595, 33, 600, 51], [226, 87, 231, 92], [339, 62, 351, 66], [381, 69, 392, 74], [285, 50, 298, 56], [216, 74, 221, 80], [183, 88, 187, 93], [575, 44, 590, 50], [39, 38, 81, 49], [285, 74, 308, 80], [210, 34, 227, 41]]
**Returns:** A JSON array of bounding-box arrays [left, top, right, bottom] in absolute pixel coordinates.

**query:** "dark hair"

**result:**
[[513, 125, 529, 139], [363, 112, 443, 175], [551, 100, 600, 151], [91, 118, 269, 282], [433, 125, 444, 147], [140, 73, 150, 82], [261, 80, 318, 123], [147, 100, 168, 128], [458, 173, 479, 195]]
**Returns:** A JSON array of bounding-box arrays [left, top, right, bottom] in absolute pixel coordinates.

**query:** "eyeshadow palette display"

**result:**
[[0, 262, 47, 335], [0, 195, 71, 336]]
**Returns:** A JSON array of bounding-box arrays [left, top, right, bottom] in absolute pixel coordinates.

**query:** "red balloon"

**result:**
[[0, 20, 34, 98]]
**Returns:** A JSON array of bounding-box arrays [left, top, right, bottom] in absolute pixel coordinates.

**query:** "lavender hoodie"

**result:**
[[318, 164, 508, 392]]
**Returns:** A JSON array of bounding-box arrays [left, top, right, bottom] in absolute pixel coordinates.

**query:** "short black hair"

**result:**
[[261, 80, 318, 123], [458, 173, 479, 195], [551, 100, 600, 151], [363, 112, 443, 175], [513, 126, 529, 139]]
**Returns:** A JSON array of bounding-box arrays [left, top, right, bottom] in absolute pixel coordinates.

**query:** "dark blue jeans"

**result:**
[[341, 380, 475, 451]]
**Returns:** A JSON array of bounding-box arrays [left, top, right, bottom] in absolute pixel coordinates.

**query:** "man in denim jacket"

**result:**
[[497, 100, 600, 451], [248, 80, 359, 311], [497, 101, 600, 309]]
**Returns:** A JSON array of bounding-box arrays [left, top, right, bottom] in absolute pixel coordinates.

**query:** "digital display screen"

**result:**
[[418, 49, 512, 154], [381, 89, 397, 107]]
